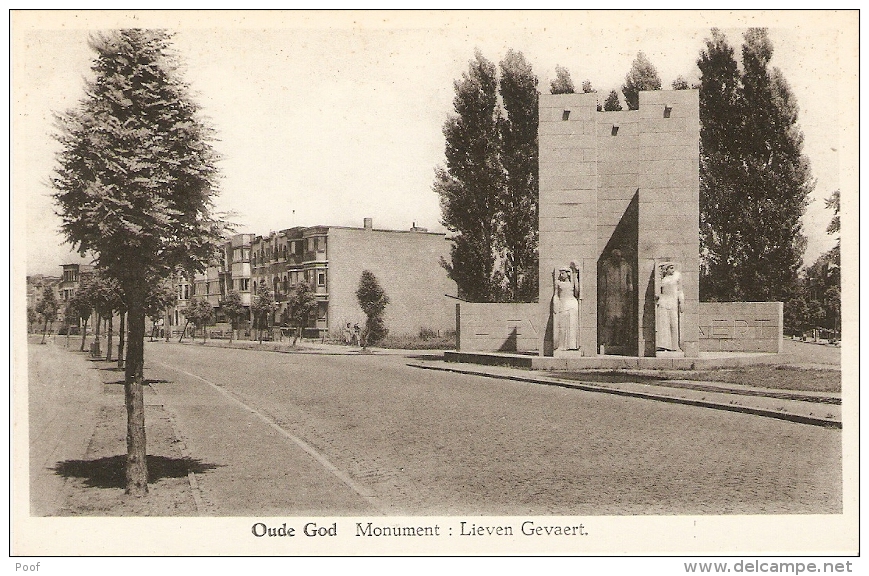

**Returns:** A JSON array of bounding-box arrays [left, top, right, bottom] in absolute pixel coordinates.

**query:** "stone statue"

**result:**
[[655, 262, 684, 352], [600, 248, 634, 350], [552, 262, 580, 351]]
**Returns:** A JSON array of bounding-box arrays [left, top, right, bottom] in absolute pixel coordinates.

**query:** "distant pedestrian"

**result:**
[[352, 323, 361, 347], [343, 323, 353, 345]]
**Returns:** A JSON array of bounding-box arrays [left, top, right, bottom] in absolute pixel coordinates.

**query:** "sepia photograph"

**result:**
[[11, 9, 858, 560]]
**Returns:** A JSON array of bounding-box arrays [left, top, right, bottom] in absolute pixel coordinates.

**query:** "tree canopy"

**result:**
[[435, 50, 504, 302], [356, 270, 389, 347], [435, 49, 540, 303], [35, 285, 59, 343], [549, 65, 575, 94], [183, 297, 213, 341], [603, 89, 623, 112], [498, 49, 539, 302], [219, 289, 245, 341], [51, 29, 224, 495], [622, 51, 662, 110], [251, 282, 276, 343], [285, 282, 317, 344], [698, 28, 813, 303]]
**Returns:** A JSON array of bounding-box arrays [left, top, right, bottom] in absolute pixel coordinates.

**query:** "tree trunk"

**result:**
[[124, 304, 148, 496], [179, 319, 189, 343], [80, 318, 88, 351], [41, 320, 48, 344], [117, 311, 126, 369], [165, 310, 171, 342], [92, 313, 102, 356], [106, 313, 114, 362]]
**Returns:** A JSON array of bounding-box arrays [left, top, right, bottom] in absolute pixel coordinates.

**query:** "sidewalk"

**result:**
[[28, 336, 105, 515], [406, 359, 842, 429], [28, 336, 200, 516]]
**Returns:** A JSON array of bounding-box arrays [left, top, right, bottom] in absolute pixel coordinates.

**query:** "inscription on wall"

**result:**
[[698, 302, 783, 354]]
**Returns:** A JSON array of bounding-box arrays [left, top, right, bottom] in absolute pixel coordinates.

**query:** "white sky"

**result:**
[[13, 10, 856, 276]]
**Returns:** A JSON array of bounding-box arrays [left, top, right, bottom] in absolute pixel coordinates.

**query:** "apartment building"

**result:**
[[58, 263, 94, 303], [181, 219, 455, 339], [47, 222, 454, 341], [173, 233, 254, 329]]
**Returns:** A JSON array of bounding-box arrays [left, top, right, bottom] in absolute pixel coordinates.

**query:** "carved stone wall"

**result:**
[[698, 302, 783, 353]]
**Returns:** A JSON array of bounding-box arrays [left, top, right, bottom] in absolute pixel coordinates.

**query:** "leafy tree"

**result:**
[[791, 190, 841, 337], [87, 273, 123, 362], [825, 189, 840, 266], [182, 297, 213, 342], [603, 89, 623, 112], [35, 285, 59, 344], [549, 65, 575, 94], [697, 28, 743, 300], [52, 30, 223, 495], [698, 28, 813, 303], [219, 289, 245, 342], [68, 280, 93, 352], [671, 76, 690, 90], [250, 283, 276, 343], [581, 80, 596, 94], [434, 50, 503, 302], [498, 49, 539, 302], [285, 282, 317, 345], [737, 28, 812, 301], [621, 51, 662, 110], [145, 279, 177, 344], [27, 306, 38, 333], [356, 270, 389, 348]]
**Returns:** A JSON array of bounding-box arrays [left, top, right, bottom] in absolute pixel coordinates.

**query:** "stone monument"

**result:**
[[538, 89, 700, 357]]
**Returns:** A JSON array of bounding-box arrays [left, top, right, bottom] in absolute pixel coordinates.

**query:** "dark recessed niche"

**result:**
[[664, 105, 672, 118], [562, 110, 571, 121], [611, 124, 619, 136]]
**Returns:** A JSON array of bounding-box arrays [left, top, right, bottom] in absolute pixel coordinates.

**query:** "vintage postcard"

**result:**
[[10, 9, 858, 562]]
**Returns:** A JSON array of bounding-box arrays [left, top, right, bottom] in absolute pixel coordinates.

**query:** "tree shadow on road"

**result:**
[[52, 455, 221, 489]]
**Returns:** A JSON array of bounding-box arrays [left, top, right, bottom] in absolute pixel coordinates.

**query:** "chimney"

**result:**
[[364, 217, 373, 231]]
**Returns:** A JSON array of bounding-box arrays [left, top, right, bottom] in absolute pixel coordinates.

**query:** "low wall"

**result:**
[[456, 302, 541, 353], [698, 302, 783, 353]]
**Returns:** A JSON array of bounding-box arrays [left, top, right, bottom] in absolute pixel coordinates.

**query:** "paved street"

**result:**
[[140, 341, 841, 516]]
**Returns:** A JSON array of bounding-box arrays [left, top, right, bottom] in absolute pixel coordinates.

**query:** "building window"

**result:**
[[317, 271, 326, 287]]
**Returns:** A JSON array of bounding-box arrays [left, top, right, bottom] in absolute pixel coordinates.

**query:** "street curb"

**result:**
[[407, 362, 842, 429]]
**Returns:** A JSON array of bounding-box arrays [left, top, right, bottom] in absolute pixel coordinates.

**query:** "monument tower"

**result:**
[[538, 89, 700, 358]]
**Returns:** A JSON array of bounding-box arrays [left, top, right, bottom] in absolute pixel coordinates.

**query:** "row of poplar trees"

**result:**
[[438, 29, 815, 310], [435, 49, 540, 304]]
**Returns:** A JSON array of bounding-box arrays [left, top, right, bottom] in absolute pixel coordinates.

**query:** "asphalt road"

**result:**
[[144, 341, 841, 516]]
